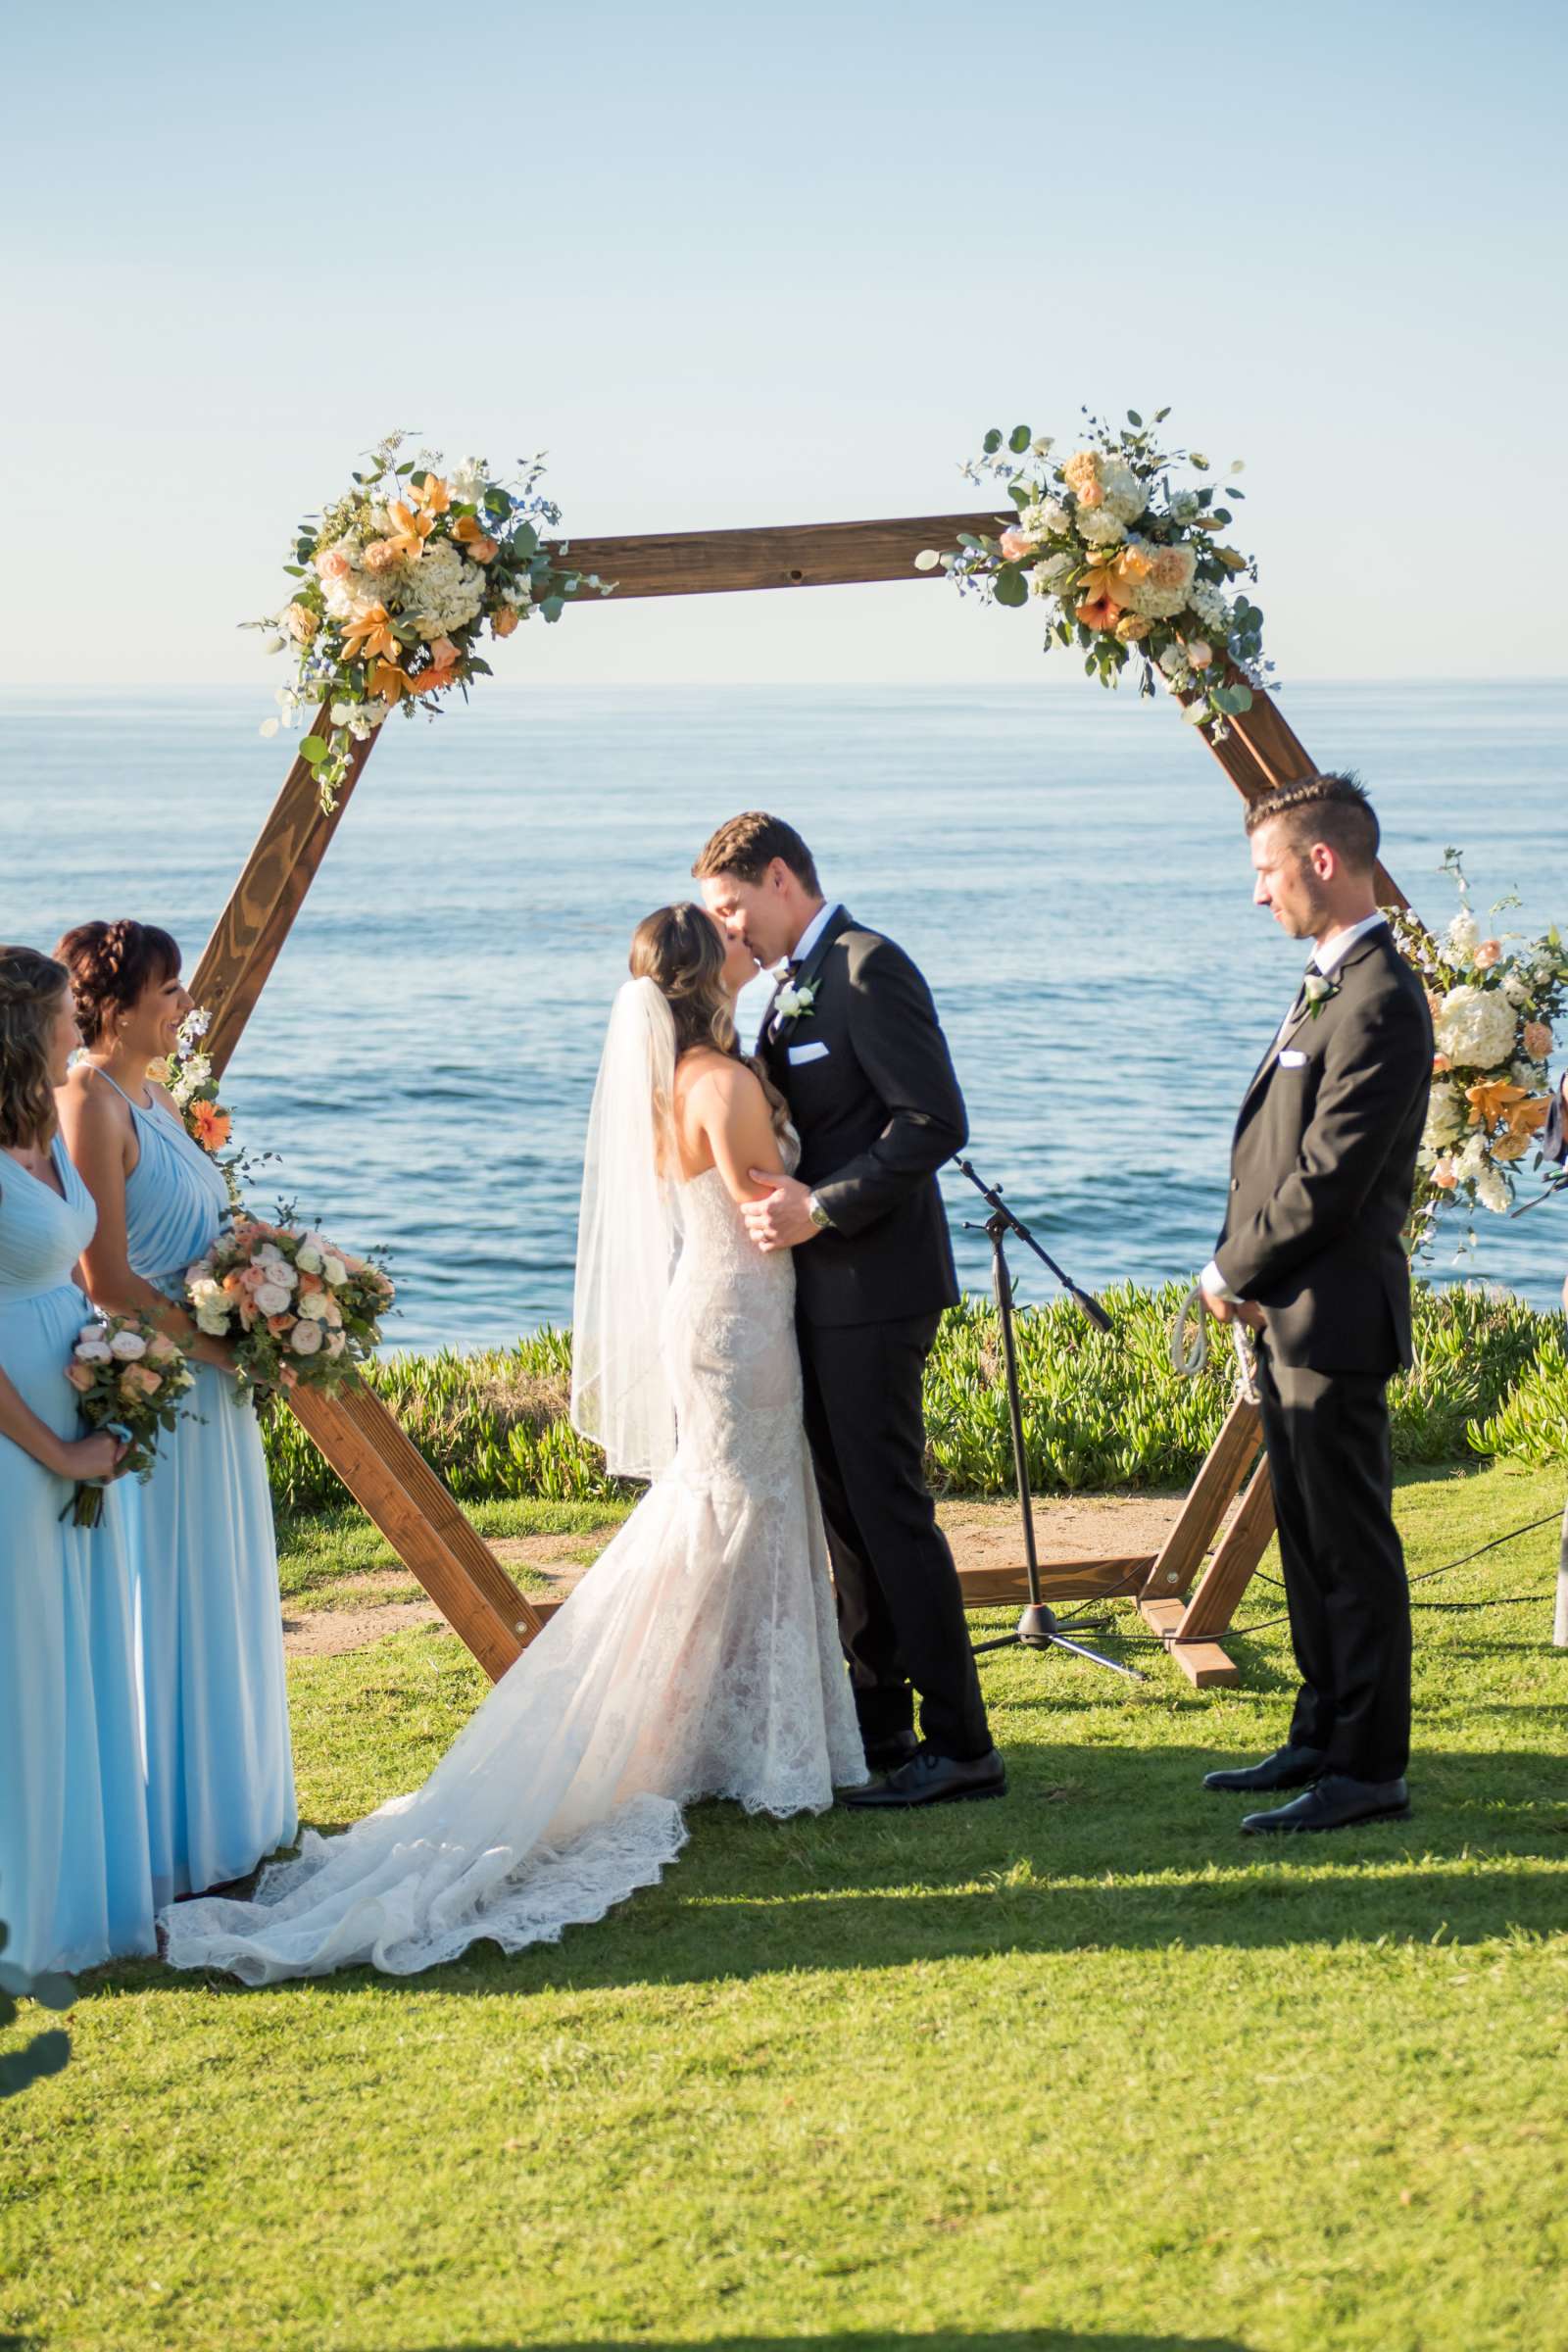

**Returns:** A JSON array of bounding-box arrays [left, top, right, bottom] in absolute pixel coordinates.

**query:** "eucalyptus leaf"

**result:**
[[298, 738, 328, 765], [983, 428, 1003, 455], [993, 565, 1029, 609], [1007, 425, 1031, 455], [1127, 410, 1143, 427]]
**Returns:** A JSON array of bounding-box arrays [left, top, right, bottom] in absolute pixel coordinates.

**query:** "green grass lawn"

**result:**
[[3, 1461, 1566, 2352]]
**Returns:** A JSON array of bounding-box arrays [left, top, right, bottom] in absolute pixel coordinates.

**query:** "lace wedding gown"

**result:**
[[161, 1148, 866, 1983]]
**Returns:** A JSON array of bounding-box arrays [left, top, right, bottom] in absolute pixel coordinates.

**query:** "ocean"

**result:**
[[7, 680, 1566, 1348]]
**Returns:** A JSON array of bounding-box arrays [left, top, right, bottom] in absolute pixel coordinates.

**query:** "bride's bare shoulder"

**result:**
[[674, 1048, 761, 1104]]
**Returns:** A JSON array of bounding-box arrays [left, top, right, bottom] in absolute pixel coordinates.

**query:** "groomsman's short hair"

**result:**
[[1246, 772, 1380, 874], [693, 812, 822, 897]]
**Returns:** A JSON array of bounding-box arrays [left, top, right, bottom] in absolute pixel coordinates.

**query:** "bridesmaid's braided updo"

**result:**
[[53, 918, 181, 1049], [0, 945, 71, 1152]]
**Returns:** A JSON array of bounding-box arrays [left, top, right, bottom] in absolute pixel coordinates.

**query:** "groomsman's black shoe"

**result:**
[[1202, 1742, 1327, 1794], [1241, 1773, 1410, 1836], [861, 1729, 919, 1775], [844, 1744, 1006, 1809]]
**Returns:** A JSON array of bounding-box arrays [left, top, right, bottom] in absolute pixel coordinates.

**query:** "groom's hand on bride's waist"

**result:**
[[744, 1172, 827, 1252]]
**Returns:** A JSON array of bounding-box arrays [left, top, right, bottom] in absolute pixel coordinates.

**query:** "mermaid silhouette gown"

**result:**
[[0, 1138, 155, 1974], [161, 1152, 865, 1982], [96, 1075, 295, 1902]]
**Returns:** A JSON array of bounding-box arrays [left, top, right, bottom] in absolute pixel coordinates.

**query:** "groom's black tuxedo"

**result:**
[[1214, 921, 1433, 1784], [760, 908, 991, 1763]]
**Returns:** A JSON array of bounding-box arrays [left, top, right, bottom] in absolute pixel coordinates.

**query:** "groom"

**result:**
[[695, 812, 1004, 1807]]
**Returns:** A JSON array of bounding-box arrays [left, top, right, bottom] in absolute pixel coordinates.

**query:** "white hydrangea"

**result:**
[[1077, 507, 1127, 547], [1501, 970, 1531, 1007], [1187, 578, 1231, 633], [1432, 984, 1518, 1070], [1030, 552, 1075, 595], [1446, 908, 1479, 960], [1123, 577, 1191, 620], [1422, 1085, 1467, 1149], [1098, 459, 1147, 524], [1168, 489, 1200, 522], [1476, 1164, 1510, 1214], [1021, 498, 1071, 538], [1157, 643, 1188, 677], [396, 538, 486, 639], [450, 458, 490, 502], [1455, 1132, 1489, 1180]]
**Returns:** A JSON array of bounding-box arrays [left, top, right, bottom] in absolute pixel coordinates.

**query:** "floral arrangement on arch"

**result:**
[[1393, 852, 1568, 1238], [253, 432, 612, 809], [919, 409, 1270, 737]]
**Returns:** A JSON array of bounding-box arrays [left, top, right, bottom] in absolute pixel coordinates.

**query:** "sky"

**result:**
[[4, 0, 1565, 688]]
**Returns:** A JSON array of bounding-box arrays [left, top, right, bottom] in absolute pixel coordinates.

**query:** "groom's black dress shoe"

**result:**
[[1241, 1773, 1410, 1836], [845, 1744, 1006, 1809], [861, 1729, 919, 1774], [1202, 1742, 1327, 1794]]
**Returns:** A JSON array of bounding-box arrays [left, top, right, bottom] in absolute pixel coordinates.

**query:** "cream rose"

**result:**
[[109, 1330, 148, 1361], [290, 1319, 325, 1355]]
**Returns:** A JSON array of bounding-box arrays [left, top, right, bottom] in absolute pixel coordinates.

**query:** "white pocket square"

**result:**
[[788, 1041, 830, 1066], [1278, 1048, 1308, 1069]]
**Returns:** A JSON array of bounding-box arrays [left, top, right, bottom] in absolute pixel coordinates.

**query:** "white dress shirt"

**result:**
[[786, 900, 840, 969], [1202, 913, 1389, 1302]]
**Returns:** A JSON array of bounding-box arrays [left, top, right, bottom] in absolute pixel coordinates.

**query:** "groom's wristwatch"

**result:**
[[807, 1192, 834, 1232]]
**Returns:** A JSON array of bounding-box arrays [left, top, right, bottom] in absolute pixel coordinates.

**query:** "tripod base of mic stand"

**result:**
[[973, 1601, 1145, 1682]]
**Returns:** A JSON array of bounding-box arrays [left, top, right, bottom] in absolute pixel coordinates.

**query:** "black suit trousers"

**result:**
[[1255, 1338, 1412, 1783], [796, 1312, 992, 1762]]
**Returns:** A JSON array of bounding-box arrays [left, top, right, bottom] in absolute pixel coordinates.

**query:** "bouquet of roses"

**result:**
[[184, 1215, 394, 1400], [63, 1313, 197, 1526]]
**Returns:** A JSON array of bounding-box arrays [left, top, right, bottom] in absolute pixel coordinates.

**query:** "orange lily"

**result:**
[[1506, 1093, 1551, 1138], [340, 604, 397, 664], [385, 501, 434, 563], [1465, 1079, 1528, 1129], [413, 662, 460, 697], [368, 659, 414, 702], [1078, 560, 1126, 611], [408, 474, 450, 516]]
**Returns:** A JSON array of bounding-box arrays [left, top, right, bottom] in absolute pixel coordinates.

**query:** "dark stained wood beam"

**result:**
[[550, 512, 1007, 600]]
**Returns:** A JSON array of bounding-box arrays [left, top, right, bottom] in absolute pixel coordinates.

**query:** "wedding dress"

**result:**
[[161, 988, 865, 1984]]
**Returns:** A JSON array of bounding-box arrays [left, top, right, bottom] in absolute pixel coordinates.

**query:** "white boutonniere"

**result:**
[[775, 979, 818, 1022], [1301, 972, 1340, 1019]]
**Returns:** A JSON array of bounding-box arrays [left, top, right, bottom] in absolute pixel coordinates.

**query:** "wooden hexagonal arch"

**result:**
[[195, 510, 1408, 1688]]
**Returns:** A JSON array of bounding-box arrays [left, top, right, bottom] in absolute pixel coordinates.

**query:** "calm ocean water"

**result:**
[[7, 681, 1566, 1347]]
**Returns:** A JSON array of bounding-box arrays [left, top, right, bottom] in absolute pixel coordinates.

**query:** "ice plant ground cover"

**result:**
[[3, 1457, 1564, 2352], [253, 431, 612, 808], [920, 408, 1270, 735]]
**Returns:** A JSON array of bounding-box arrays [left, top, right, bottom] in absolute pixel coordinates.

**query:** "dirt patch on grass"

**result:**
[[281, 1494, 1192, 1661]]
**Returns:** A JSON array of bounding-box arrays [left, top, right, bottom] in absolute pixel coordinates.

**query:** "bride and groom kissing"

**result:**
[[162, 811, 1001, 1983]]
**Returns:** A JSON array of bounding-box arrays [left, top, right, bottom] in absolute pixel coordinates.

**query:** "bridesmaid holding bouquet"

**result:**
[[55, 920, 296, 1905], [0, 946, 154, 1974]]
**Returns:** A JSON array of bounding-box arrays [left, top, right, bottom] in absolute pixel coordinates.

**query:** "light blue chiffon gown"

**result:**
[[98, 1075, 296, 1902], [0, 1138, 155, 1975]]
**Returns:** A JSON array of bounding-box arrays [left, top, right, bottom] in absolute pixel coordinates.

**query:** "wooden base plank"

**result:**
[[957, 1553, 1154, 1609], [1137, 1596, 1239, 1688], [287, 1382, 540, 1683]]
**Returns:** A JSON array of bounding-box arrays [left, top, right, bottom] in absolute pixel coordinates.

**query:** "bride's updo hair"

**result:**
[[629, 903, 790, 1138], [0, 945, 71, 1152], [54, 918, 181, 1048]]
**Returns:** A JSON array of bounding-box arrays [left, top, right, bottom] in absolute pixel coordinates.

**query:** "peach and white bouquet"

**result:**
[[251, 432, 613, 809], [1393, 852, 1568, 1240], [919, 408, 1270, 737], [184, 1216, 394, 1400], [64, 1314, 197, 1526]]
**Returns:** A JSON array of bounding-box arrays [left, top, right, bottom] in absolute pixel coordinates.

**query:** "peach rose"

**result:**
[[426, 635, 460, 668], [1473, 939, 1502, 968], [1523, 1020, 1553, 1059], [317, 549, 352, 582], [121, 1364, 161, 1399], [492, 605, 520, 639], [1432, 1156, 1458, 1191], [1114, 612, 1151, 643], [267, 1312, 295, 1337], [1432, 1054, 1450, 1074], [1187, 640, 1214, 669], [66, 1361, 95, 1391], [284, 602, 318, 645], [363, 539, 402, 574], [999, 527, 1035, 563], [466, 534, 499, 564], [146, 1334, 180, 1363]]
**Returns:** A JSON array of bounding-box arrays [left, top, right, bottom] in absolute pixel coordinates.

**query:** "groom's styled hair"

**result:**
[[1246, 772, 1380, 874], [693, 812, 821, 898]]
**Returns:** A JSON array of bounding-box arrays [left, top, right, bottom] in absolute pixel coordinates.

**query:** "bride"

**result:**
[[161, 905, 866, 1983]]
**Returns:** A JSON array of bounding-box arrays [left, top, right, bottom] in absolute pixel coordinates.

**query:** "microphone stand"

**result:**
[[954, 1158, 1143, 1684]]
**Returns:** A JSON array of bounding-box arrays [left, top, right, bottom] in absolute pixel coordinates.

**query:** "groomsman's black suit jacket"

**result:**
[[1214, 923, 1433, 1374], [760, 908, 966, 1328]]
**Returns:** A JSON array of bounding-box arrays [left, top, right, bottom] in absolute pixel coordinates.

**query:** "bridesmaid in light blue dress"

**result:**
[[0, 945, 155, 1975], [56, 921, 295, 1905]]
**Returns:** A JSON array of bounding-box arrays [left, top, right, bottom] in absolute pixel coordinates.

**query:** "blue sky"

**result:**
[[5, 0, 1564, 685]]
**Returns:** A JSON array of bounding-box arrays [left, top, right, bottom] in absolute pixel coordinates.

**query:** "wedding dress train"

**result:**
[[161, 1155, 865, 1983]]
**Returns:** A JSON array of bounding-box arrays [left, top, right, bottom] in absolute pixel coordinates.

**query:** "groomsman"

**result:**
[[1200, 773, 1432, 1833]]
